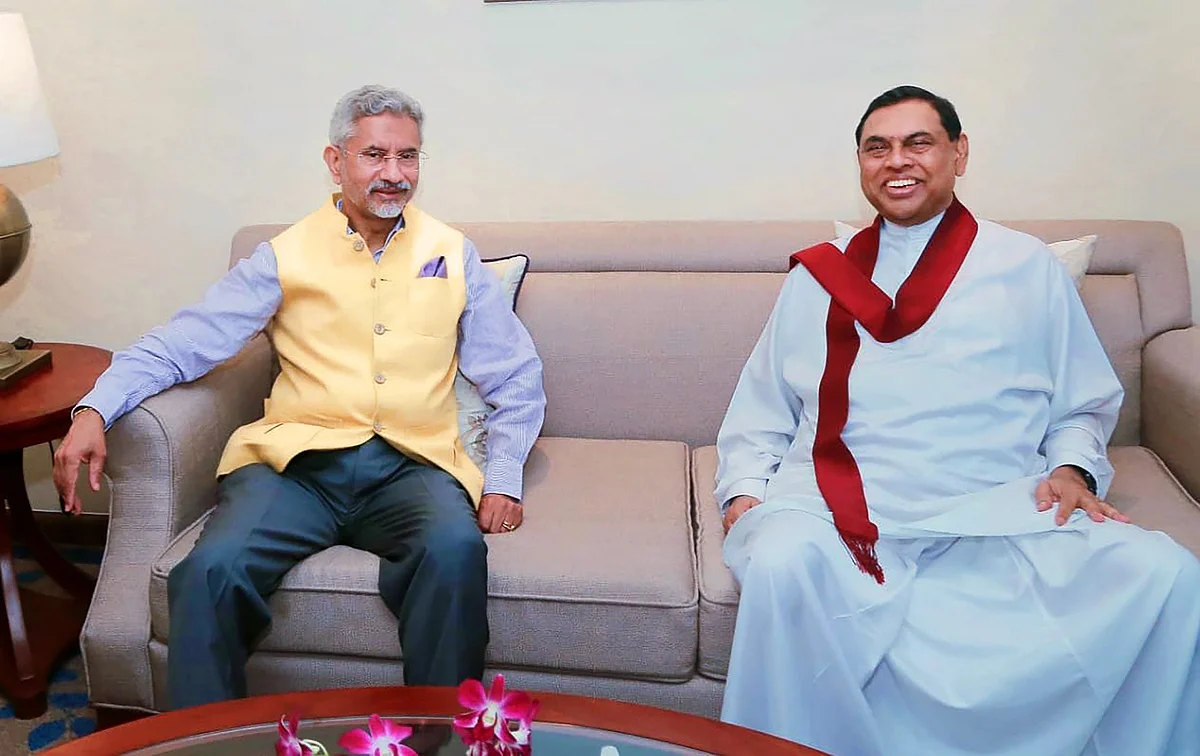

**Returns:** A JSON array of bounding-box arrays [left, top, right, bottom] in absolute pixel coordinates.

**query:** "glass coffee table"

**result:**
[[42, 686, 824, 755], [102, 717, 731, 754]]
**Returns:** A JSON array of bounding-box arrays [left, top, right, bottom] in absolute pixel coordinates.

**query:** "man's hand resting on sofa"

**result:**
[[52, 407, 107, 515], [722, 495, 761, 533], [478, 493, 523, 533]]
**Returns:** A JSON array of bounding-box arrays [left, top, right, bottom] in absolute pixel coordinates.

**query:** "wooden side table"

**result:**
[[0, 342, 111, 717]]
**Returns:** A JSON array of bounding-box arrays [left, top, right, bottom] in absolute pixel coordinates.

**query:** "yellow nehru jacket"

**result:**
[[217, 196, 484, 503]]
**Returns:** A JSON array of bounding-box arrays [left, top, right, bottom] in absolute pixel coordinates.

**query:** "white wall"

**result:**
[[4, 0, 1198, 512]]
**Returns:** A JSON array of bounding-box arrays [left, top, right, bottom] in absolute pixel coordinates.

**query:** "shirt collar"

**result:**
[[881, 209, 944, 249], [335, 197, 406, 252]]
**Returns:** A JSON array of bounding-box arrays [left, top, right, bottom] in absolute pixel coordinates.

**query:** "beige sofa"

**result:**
[[81, 218, 1200, 720]]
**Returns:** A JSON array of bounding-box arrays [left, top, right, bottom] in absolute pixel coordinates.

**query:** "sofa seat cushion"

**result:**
[[150, 437, 699, 681], [690, 443, 1200, 681]]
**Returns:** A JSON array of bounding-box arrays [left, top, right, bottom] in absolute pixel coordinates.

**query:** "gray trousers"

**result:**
[[166, 436, 488, 709]]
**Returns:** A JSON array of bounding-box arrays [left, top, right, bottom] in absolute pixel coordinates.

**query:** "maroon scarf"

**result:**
[[789, 198, 978, 583]]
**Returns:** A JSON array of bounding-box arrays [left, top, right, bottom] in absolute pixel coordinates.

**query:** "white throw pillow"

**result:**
[[456, 254, 531, 470], [832, 221, 1095, 288], [1046, 235, 1096, 286]]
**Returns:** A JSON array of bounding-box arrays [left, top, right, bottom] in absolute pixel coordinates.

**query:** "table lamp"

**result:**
[[0, 12, 58, 387]]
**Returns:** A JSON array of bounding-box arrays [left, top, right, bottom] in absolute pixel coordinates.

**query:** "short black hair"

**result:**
[[855, 86, 962, 145]]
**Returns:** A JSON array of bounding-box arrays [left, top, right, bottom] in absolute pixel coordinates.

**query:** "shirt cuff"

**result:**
[[73, 389, 120, 430], [718, 479, 768, 515], [483, 456, 525, 501], [1044, 426, 1109, 497]]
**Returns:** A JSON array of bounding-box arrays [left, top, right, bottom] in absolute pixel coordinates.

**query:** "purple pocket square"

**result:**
[[417, 256, 448, 278]]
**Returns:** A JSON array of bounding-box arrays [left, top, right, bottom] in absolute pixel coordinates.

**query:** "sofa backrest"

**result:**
[[231, 218, 1189, 448]]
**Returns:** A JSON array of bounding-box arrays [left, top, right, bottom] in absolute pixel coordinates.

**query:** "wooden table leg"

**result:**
[[0, 449, 93, 719], [0, 498, 35, 680], [3, 453, 96, 602]]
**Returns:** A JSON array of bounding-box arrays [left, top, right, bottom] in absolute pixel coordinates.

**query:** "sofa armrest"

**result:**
[[81, 335, 273, 711], [109, 334, 275, 538], [1142, 326, 1200, 500]]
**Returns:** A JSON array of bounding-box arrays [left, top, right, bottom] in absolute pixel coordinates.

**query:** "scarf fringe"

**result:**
[[844, 534, 885, 585]]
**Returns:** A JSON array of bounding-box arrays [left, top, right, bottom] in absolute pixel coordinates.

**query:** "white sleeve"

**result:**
[[714, 272, 805, 511], [1039, 256, 1124, 497]]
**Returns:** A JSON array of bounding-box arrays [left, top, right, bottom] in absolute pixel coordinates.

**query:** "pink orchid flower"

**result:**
[[454, 674, 531, 743], [507, 696, 540, 748], [458, 722, 511, 756], [276, 713, 314, 756], [463, 742, 500, 756], [479, 744, 530, 756], [337, 714, 417, 756], [473, 741, 532, 756]]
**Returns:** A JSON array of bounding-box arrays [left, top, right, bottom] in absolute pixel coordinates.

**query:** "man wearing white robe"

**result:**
[[716, 85, 1200, 756]]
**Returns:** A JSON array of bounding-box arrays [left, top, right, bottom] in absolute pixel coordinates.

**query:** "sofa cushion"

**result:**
[[690, 445, 738, 681], [515, 271, 784, 448], [690, 443, 1200, 681], [150, 437, 699, 681]]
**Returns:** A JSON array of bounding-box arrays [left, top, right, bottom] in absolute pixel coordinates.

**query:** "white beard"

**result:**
[[370, 200, 405, 219]]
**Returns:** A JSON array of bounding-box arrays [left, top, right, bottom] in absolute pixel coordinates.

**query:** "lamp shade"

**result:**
[[0, 13, 59, 168]]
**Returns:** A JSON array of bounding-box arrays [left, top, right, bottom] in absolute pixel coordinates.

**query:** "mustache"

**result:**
[[368, 180, 412, 193]]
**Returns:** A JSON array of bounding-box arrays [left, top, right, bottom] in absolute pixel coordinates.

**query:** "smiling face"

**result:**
[[323, 113, 421, 222], [857, 99, 969, 226]]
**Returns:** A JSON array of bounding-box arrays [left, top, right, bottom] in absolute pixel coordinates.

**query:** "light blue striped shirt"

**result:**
[[78, 215, 545, 499]]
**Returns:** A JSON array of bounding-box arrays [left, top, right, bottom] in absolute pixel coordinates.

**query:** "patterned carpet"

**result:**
[[0, 544, 103, 753]]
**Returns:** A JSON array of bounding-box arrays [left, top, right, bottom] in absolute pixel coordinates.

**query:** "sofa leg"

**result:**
[[95, 705, 153, 730]]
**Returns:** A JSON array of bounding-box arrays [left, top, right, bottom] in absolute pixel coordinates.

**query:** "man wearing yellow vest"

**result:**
[[52, 86, 546, 708]]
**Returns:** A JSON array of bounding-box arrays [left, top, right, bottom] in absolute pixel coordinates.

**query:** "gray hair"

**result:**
[[328, 85, 424, 147]]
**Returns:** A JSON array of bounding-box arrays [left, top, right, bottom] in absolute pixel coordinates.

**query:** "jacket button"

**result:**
[[374, 323, 386, 335], [374, 373, 386, 384], [370, 278, 377, 288], [353, 240, 365, 252], [372, 422, 383, 433]]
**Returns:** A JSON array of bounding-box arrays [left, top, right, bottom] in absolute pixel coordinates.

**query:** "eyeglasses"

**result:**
[[341, 148, 427, 170]]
